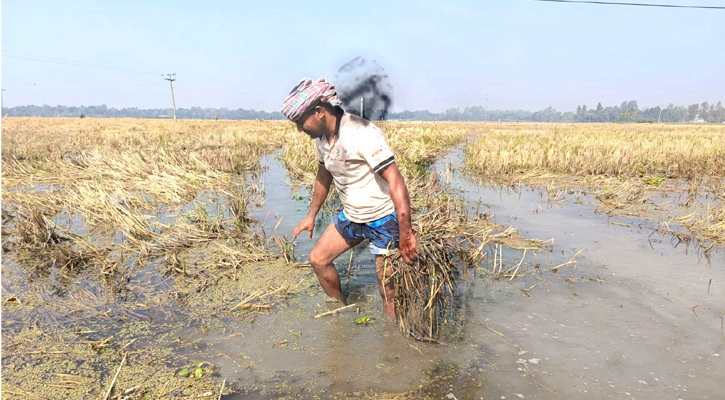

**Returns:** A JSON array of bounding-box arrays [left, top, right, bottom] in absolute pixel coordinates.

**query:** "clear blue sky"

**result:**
[[2, 0, 723, 112]]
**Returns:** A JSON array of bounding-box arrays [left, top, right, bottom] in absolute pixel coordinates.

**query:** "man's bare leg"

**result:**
[[308, 223, 362, 304], [376, 255, 396, 318]]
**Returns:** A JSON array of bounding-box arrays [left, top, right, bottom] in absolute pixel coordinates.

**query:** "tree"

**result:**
[[620, 100, 638, 121], [707, 104, 716, 123], [621, 101, 629, 113], [3, 100, 723, 122], [687, 103, 700, 121], [700, 102, 710, 122]]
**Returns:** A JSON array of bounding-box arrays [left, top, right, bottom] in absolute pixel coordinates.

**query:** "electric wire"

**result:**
[[3, 51, 162, 76], [534, 0, 725, 10]]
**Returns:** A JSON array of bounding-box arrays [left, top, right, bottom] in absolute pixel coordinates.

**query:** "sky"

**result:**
[[2, 0, 724, 112]]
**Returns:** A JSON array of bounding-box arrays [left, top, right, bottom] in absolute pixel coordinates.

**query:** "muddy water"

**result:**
[[176, 151, 724, 399], [6, 148, 720, 399]]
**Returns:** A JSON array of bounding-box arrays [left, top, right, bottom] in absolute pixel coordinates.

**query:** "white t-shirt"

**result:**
[[316, 112, 396, 223]]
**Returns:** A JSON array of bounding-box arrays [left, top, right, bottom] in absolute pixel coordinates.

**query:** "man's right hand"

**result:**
[[293, 215, 316, 240]]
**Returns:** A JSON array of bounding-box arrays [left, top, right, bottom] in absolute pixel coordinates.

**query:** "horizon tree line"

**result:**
[[2, 100, 723, 123]]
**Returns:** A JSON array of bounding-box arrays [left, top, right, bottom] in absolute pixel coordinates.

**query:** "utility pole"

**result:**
[[360, 96, 364, 119], [657, 105, 664, 124], [485, 93, 489, 123], [164, 73, 177, 120], [1, 89, 6, 118]]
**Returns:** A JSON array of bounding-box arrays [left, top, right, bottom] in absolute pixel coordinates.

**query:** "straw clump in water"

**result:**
[[387, 231, 460, 341], [387, 175, 546, 341]]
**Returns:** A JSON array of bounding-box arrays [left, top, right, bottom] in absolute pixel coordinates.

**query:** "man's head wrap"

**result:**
[[281, 77, 342, 122]]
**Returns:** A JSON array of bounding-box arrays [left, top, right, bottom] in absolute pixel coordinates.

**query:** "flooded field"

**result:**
[[193, 152, 725, 399], [2, 119, 723, 399]]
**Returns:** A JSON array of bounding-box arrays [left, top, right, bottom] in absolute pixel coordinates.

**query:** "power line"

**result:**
[[174, 87, 282, 97], [2, 51, 162, 76], [534, 0, 725, 10], [101, 82, 163, 104]]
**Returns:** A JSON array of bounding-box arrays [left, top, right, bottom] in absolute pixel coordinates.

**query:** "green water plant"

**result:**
[[178, 362, 214, 378], [643, 176, 664, 186]]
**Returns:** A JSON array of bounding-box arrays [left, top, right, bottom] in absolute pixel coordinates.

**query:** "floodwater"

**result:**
[[3, 149, 723, 399], [183, 151, 725, 399]]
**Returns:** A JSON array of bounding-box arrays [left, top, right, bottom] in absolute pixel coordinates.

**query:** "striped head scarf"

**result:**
[[280, 77, 343, 122]]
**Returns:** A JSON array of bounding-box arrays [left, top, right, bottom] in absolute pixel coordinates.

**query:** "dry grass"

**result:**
[[2, 117, 287, 174], [2, 118, 287, 261], [12, 208, 119, 277], [465, 122, 725, 247], [0, 117, 316, 305], [2, 118, 287, 216], [465, 123, 725, 178], [661, 190, 725, 251]]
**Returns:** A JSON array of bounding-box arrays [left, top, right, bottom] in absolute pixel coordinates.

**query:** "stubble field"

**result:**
[[1, 118, 723, 399]]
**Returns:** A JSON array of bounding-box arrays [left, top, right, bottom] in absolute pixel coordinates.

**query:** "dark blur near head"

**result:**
[[335, 57, 393, 121]]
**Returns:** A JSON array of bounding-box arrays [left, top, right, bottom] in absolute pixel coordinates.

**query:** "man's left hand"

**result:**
[[399, 231, 420, 265]]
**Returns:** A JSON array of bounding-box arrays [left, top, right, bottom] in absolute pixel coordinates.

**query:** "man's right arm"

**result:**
[[293, 164, 333, 240], [307, 164, 333, 219]]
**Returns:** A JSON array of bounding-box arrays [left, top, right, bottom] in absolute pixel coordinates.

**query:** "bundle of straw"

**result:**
[[386, 174, 546, 340], [387, 237, 459, 341], [385, 191, 484, 341]]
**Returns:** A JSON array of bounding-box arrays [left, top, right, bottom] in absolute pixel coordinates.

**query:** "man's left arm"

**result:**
[[379, 163, 420, 264]]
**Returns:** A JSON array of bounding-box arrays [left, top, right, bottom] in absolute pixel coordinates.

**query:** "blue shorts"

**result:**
[[333, 210, 400, 255]]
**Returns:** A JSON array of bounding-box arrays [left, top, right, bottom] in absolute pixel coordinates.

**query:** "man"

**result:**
[[281, 78, 419, 318]]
